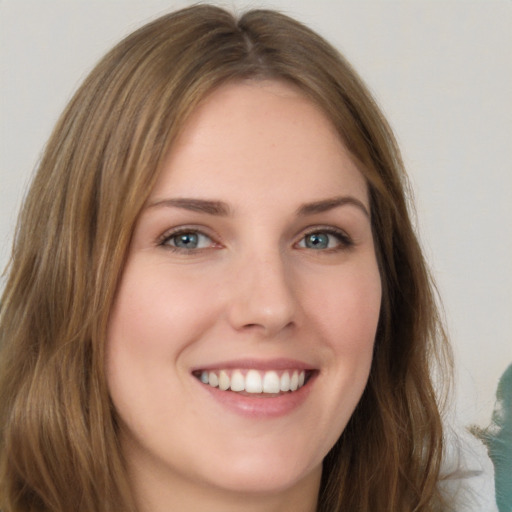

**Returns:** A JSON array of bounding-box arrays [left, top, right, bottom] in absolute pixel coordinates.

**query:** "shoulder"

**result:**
[[439, 427, 498, 512]]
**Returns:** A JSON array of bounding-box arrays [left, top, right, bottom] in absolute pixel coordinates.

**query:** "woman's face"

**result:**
[[106, 80, 381, 504]]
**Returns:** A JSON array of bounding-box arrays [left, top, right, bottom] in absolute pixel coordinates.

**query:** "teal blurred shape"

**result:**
[[475, 364, 512, 512]]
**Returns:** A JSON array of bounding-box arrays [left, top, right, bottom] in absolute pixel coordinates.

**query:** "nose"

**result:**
[[226, 249, 297, 337]]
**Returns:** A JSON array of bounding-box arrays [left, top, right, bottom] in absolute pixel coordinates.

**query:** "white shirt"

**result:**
[[439, 427, 498, 511]]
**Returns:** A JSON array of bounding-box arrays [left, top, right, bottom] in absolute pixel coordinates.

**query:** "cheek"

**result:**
[[104, 260, 224, 421], [293, 262, 381, 454], [303, 260, 380, 418], [107, 260, 220, 357], [105, 260, 224, 423], [304, 261, 382, 352]]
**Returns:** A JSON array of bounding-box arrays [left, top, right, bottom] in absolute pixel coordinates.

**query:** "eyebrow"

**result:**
[[297, 196, 370, 218], [146, 198, 231, 216], [146, 195, 370, 218]]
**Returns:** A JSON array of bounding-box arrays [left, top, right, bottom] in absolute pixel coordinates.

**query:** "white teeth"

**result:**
[[245, 370, 263, 393], [230, 370, 245, 392], [208, 371, 219, 387], [290, 371, 299, 391], [262, 371, 280, 393], [198, 369, 308, 394], [218, 370, 230, 391], [280, 371, 291, 392]]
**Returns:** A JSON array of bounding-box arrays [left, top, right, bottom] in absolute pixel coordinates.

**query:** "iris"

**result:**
[[305, 233, 330, 249]]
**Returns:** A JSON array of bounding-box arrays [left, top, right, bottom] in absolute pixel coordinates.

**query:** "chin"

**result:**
[[196, 442, 323, 496]]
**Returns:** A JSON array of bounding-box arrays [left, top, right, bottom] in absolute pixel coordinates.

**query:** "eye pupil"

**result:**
[[175, 232, 198, 248], [306, 233, 329, 249]]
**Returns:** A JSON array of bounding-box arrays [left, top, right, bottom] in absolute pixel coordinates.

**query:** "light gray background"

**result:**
[[1, 0, 511, 429]]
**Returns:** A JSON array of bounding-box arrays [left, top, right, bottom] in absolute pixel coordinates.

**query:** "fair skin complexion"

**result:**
[[106, 80, 382, 512]]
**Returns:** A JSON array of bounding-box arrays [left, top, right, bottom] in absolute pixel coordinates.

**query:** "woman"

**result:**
[[0, 5, 454, 511]]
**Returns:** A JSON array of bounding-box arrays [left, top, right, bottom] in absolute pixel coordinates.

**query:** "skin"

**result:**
[[106, 80, 382, 512]]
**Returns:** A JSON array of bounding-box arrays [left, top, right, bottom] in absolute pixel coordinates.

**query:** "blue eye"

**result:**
[[304, 233, 330, 249], [162, 230, 213, 251], [298, 229, 351, 250]]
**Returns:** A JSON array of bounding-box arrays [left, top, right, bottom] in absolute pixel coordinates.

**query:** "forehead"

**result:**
[[152, 80, 368, 207]]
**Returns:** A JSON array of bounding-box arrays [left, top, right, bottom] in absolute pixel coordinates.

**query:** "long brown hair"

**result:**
[[0, 5, 452, 511]]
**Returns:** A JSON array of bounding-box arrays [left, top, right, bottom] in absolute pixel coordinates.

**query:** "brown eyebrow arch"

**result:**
[[297, 196, 370, 218], [146, 198, 231, 216]]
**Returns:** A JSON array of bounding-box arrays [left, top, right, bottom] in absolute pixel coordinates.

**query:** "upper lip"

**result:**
[[191, 357, 315, 372]]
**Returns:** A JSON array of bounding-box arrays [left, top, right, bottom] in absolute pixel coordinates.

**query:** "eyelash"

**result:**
[[158, 226, 353, 253], [158, 227, 216, 253], [297, 227, 353, 251]]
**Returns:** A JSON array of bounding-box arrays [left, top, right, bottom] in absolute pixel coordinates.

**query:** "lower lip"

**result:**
[[196, 375, 316, 419]]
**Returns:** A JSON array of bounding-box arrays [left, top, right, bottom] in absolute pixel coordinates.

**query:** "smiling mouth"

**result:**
[[193, 369, 314, 395]]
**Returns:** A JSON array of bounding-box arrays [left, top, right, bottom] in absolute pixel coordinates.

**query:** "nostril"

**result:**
[[225, 257, 297, 335], [238, 319, 295, 336]]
